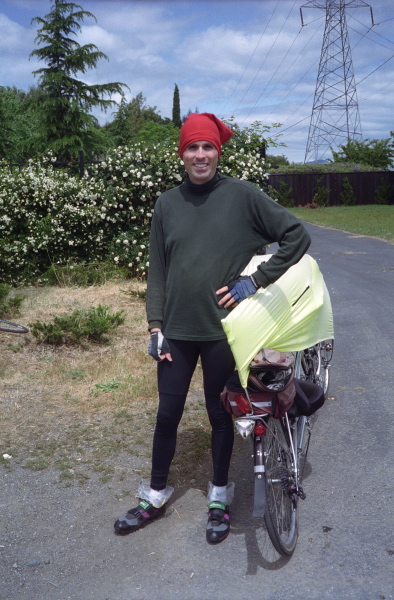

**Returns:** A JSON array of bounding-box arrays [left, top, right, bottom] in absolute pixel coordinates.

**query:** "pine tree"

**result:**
[[30, 0, 127, 157], [340, 177, 357, 206], [172, 84, 181, 128]]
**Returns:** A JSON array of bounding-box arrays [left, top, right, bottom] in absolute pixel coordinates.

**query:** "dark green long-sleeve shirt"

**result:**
[[146, 172, 311, 340]]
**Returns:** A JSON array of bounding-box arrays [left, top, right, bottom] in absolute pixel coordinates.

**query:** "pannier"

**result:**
[[290, 378, 325, 417], [221, 348, 326, 419], [221, 349, 296, 419]]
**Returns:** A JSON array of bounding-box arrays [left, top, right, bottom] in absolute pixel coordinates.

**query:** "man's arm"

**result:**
[[217, 191, 311, 307], [146, 202, 166, 331]]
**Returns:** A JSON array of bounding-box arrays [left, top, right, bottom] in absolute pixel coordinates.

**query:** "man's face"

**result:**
[[182, 141, 219, 185]]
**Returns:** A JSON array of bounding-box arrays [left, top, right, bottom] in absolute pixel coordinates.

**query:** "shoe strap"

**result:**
[[209, 501, 226, 511]]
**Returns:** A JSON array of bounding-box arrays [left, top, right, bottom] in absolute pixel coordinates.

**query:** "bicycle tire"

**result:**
[[263, 417, 298, 556], [0, 319, 29, 334], [296, 349, 315, 480], [304, 344, 330, 396], [297, 415, 312, 484]]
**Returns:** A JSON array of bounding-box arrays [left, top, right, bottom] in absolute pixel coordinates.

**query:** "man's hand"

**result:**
[[148, 330, 173, 362], [216, 275, 260, 309]]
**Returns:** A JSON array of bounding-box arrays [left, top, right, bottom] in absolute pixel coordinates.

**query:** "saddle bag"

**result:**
[[290, 378, 326, 417], [221, 349, 296, 419]]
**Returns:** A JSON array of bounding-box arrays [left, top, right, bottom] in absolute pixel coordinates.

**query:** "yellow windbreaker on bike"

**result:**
[[221, 254, 334, 388]]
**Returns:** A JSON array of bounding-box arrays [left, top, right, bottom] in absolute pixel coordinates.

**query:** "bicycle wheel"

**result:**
[[263, 417, 298, 556], [305, 344, 330, 396], [0, 319, 29, 334], [297, 415, 312, 484]]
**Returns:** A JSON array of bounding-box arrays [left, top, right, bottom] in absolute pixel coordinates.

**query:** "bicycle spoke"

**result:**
[[263, 418, 298, 555]]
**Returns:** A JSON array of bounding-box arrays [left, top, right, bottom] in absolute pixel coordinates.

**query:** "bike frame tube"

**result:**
[[253, 431, 266, 517]]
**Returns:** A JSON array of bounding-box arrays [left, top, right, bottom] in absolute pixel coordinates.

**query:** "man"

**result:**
[[114, 113, 311, 544]]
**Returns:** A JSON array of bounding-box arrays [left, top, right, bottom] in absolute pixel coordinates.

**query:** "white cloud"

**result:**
[[0, 0, 392, 162], [0, 13, 33, 52]]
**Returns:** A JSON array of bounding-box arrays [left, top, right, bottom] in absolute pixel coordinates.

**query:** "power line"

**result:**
[[360, 79, 394, 101], [239, 26, 304, 124], [356, 52, 394, 86], [232, 0, 299, 118], [259, 18, 324, 123], [219, 0, 281, 115]]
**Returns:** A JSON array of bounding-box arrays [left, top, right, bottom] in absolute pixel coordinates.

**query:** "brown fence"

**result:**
[[267, 171, 394, 206]]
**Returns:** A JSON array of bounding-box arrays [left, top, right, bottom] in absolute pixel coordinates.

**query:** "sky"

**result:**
[[0, 0, 393, 163]]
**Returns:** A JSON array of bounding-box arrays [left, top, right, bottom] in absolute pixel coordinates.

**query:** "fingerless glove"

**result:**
[[227, 275, 260, 303], [148, 331, 171, 361]]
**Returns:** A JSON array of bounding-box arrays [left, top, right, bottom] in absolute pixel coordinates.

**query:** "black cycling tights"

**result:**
[[150, 338, 235, 491]]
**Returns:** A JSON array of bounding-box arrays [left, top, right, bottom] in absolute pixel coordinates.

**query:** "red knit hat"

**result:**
[[178, 113, 233, 158]]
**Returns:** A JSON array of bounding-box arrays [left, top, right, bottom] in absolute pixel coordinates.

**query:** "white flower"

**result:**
[[114, 256, 119, 263]]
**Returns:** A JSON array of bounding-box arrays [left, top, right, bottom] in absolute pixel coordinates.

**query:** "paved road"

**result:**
[[1, 224, 393, 600]]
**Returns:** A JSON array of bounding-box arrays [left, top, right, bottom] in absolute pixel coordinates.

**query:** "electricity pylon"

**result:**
[[301, 0, 374, 163]]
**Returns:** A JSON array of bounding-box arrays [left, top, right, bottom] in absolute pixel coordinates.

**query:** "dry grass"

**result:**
[[0, 281, 210, 488]]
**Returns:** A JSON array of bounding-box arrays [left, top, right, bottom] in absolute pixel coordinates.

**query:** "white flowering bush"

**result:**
[[0, 123, 273, 284]]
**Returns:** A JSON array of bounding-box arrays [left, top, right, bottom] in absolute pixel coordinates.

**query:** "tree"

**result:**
[[106, 93, 166, 147], [0, 86, 41, 157], [172, 84, 181, 128], [0, 88, 15, 157], [266, 154, 290, 169], [137, 121, 180, 146], [330, 136, 394, 170], [29, 0, 127, 157], [340, 177, 357, 206], [312, 176, 330, 207]]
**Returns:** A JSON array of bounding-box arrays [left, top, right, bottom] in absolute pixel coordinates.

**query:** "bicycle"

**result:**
[[0, 319, 29, 334], [233, 339, 333, 556]]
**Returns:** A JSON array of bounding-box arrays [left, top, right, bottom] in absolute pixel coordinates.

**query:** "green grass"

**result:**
[[290, 205, 394, 243]]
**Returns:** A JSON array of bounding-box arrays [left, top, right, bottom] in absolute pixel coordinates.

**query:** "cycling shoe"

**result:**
[[114, 500, 166, 535], [206, 502, 230, 544]]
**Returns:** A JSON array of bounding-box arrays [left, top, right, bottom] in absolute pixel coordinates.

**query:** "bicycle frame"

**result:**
[[234, 349, 308, 518], [232, 341, 333, 555]]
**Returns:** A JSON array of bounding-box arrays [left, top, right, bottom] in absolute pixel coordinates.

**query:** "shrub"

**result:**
[[312, 177, 330, 207], [374, 179, 394, 205], [29, 305, 126, 345], [0, 283, 25, 318], [268, 180, 294, 207], [0, 123, 274, 284], [340, 177, 357, 206], [269, 162, 380, 174]]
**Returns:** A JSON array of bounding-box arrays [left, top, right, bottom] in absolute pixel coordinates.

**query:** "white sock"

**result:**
[[149, 488, 166, 508], [209, 485, 228, 504], [207, 481, 235, 505]]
